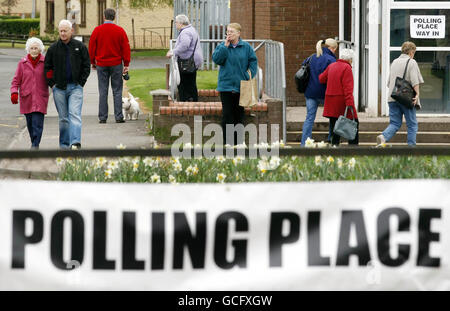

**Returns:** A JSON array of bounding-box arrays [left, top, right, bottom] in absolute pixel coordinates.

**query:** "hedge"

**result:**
[[0, 18, 39, 36], [0, 15, 21, 20]]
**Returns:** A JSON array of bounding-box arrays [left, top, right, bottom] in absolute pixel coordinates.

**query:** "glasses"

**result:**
[[226, 31, 238, 35]]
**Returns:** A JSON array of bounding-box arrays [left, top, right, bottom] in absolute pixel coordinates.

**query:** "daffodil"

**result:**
[[257, 159, 270, 174], [168, 175, 177, 184], [107, 160, 119, 171], [269, 156, 281, 170], [317, 141, 327, 148], [215, 155, 226, 163], [305, 137, 316, 148], [143, 157, 154, 167], [326, 156, 334, 164], [172, 162, 182, 172], [282, 163, 294, 173], [56, 157, 64, 166], [104, 169, 112, 179], [216, 173, 226, 183], [337, 158, 344, 169], [232, 156, 245, 166], [151, 173, 161, 183], [348, 157, 356, 169], [315, 156, 322, 166], [133, 162, 139, 172]]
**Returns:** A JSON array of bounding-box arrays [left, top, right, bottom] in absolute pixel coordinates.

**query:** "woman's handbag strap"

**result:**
[[344, 106, 355, 120], [402, 58, 411, 79]]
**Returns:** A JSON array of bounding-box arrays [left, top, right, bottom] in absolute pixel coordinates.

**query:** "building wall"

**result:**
[[40, 0, 173, 47], [1, 0, 42, 16], [231, 0, 340, 106]]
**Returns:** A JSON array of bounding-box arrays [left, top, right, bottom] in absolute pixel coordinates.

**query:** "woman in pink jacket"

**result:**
[[10, 37, 49, 149]]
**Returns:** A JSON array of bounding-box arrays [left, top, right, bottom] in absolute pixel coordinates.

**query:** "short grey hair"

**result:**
[[58, 19, 72, 29], [175, 14, 190, 26], [25, 37, 45, 54], [340, 48, 354, 61]]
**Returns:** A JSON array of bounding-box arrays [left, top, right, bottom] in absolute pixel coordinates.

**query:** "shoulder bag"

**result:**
[[391, 58, 416, 109], [294, 54, 314, 93], [178, 37, 198, 74]]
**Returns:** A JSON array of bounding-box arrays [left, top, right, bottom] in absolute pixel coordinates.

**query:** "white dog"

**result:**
[[122, 92, 141, 120]]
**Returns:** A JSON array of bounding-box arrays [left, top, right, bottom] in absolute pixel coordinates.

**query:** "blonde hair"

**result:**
[[227, 23, 241, 33], [25, 37, 45, 54], [401, 41, 416, 55], [316, 38, 338, 57]]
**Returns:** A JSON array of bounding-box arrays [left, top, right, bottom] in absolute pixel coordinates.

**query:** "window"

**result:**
[[45, 0, 55, 33], [65, 0, 86, 28], [98, 0, 107, 26]]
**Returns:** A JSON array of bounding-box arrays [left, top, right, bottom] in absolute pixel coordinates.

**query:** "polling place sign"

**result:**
[[0, 180, 449, 290], [411, 15, 446, 39]]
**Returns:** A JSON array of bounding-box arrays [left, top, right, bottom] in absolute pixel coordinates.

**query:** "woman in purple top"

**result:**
[[166, 14, 203, 101]]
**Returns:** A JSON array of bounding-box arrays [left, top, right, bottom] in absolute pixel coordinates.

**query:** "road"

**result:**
[[0, 48, 27, 149], [0, 48, 167, 150]]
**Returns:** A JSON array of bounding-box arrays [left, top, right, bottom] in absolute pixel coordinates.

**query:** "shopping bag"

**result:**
[[239, 70, 258, 107]]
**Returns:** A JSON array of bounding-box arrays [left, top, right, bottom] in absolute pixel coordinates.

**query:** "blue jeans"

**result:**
[[53, 84, 83, 149], [383, 101, 418, 146], [25, 112, 45, 148], [301, 97, 324, 145]]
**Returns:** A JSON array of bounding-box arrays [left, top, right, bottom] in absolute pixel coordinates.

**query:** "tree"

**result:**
[[1, 0, 18, 15], [112, 0, 173, 10]]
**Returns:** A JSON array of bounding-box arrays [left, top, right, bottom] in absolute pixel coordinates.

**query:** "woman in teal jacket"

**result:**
[[212, 23, 258, 145]]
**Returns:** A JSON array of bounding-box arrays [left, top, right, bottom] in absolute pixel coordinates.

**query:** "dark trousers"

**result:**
[[329, 117, 359, 146], [220, 92, 245, 145], [25, 112, 45, 148], [178, 71, 198, 102], [97, 64, 124, 121]]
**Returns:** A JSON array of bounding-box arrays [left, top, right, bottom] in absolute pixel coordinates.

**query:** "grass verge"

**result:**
[[126, 68, 219, 111]]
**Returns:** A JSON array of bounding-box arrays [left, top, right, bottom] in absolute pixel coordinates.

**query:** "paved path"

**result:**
[[0, 49, 164, 177]]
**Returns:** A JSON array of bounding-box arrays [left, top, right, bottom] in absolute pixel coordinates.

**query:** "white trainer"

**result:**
[[376, 134, 386, 145]]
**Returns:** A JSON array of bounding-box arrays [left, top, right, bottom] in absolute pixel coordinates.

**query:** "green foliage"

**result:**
[[126, 68, 219, 111], [0, 15, 20, 20], [57, 155, 450, 183], [0, 18, 39, 36]]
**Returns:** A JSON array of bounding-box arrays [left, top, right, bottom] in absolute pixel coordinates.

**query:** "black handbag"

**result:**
[[294, 54, 314, 93], [391, 59, 416, 109], [178, 38, 198, 74], [333, 106, 358, 141]]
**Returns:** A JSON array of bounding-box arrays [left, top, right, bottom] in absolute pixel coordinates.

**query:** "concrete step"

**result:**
[[287, 141, 450, 147], [287, 131, 450, 144], [286, 121, 450, 132]]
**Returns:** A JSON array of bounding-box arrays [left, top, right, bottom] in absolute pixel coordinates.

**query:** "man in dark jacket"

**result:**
[[44, 19, 90, 149]]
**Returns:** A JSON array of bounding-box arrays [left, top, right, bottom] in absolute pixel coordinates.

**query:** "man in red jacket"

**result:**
[[89, 8, 131, 123]]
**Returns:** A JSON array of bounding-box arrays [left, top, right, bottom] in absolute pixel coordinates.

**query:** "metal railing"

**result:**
[[169, 39, 287, 142]]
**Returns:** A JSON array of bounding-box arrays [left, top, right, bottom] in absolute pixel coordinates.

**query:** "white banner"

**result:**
[[410, 15, 445, 39], [0, 180, 449, 290]]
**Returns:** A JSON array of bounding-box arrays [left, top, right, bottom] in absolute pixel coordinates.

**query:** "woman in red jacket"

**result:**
[[319, 48, 358, 146]]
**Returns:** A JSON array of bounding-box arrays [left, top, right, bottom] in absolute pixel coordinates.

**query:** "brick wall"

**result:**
[[151, 90, 283, 144], [231, 0, 339, 106]]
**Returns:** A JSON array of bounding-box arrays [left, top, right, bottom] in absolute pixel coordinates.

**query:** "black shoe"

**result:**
[[71, 143, 81, 150], [116, 119, 125, 123], [99, 120, 106, 124]]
